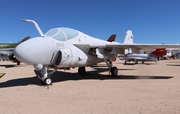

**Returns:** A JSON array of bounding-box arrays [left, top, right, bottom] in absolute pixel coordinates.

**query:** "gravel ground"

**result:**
[[0, 59, 180, 114]]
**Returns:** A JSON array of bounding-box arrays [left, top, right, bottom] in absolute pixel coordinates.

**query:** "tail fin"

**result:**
[[107, 34, 116, 42], [123, 30, 133, 44], [124, 30, 134, 54]]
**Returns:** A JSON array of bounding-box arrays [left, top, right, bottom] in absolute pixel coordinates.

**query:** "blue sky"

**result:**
[[0, 0, 180, 44]]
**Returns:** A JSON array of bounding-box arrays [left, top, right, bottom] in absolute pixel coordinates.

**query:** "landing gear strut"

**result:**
[[104, 60, 118, 76], [35, 66, 56, 85]]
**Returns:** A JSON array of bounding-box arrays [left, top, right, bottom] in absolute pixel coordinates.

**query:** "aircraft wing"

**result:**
[[74, 43, 180, 49], [0, 48, 14, 51], [74, 43, 180, 54], [74, 43, 107, 48], [106, 44, 180, 49]]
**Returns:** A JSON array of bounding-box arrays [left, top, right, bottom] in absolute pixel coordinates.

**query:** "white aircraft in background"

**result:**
[[164, 48, 180, 59], [124, 53, 158, 64], [0, 36, 30, 65], [120, 30, 158, 64], [143, 47, 180, 60], [0, 48, 21, 65], [14, 19, 180, 85], [174, 52, 180, 59]]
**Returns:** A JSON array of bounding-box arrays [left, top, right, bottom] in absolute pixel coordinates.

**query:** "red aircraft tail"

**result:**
[[107, 34, 116, 42], [170, 55, 175, 59], [151, 48, 167, 57]]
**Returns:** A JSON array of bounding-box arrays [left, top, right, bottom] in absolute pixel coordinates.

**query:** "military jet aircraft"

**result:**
[[124, 53, 158, 64], [0, 48, 20, 65], [121, 30, 179, 63], [14, 19, 180, 85]]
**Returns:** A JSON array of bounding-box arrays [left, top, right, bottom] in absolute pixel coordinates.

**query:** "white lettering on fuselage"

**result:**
[[56, 43, 64, 47]]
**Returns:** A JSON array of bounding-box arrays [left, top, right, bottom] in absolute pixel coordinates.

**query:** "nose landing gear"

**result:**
[[35, 66, 56, 85]]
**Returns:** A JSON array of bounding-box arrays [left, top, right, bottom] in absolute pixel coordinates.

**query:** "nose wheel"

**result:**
[[43, 77, 52, 85], [39, 76, 53, 85], [39, 77, 52, 85]]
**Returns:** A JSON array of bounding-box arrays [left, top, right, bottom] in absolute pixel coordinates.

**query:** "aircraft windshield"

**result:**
[[149, 54, 157, 58], [45, 27, 79, 41]]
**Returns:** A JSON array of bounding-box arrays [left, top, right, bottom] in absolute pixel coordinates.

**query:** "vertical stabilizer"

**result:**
[[123, 30, 133, 44], [124, 30, 134, 54], [107, 34, 116, 42]]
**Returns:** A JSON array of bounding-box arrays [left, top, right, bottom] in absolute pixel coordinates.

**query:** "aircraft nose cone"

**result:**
[[14, 37, 55, 65]]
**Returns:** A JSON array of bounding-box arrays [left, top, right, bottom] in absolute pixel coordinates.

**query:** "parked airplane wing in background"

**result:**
[[0, 36, 30, 65]]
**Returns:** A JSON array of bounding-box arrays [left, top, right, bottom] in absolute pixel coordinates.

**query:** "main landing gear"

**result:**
[[78, 60, 118, 76], [104, 60, 118, 76], [78, 67, 86, 75], [36, 66, 56, 85]]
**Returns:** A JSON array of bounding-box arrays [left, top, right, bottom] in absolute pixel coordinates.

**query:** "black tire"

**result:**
[[124, 61, 127, 65], [17, 61, 21, 65], [78, 67, 86, 75], [135, 60, 138, 64], [110, 67, 118, 77]]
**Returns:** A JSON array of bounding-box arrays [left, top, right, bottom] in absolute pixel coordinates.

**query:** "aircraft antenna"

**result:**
[[22, 19, 44, 37]]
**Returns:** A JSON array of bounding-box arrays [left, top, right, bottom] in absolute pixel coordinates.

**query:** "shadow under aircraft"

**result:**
[[0, 68, 173, 88]]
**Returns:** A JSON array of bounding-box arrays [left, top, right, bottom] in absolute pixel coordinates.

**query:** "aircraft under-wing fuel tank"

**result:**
[[14, 19, 180, 85]]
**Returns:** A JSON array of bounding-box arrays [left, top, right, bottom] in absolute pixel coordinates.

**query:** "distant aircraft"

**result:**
[[174, 52, 180, 59], [144, 48, 168, 60], [0, 48, 21, 65], [0, 36, 30, 65], [121, 30, 175, 63], [145, 48, 180, 60], [124, 53, 158, 64], [121, 30, 157, 64], [167, 48, 180, 59], [14, 19, 180, 85]]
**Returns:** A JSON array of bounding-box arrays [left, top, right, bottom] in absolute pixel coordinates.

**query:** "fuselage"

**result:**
[[14, 27, 119, 68]]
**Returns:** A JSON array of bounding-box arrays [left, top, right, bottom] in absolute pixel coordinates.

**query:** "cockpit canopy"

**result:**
[[45, 27, 79, 41], [149, 53, 157, 58]]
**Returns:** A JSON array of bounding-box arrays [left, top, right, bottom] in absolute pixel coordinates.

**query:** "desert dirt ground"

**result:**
[[0, 59, 180, 114]]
